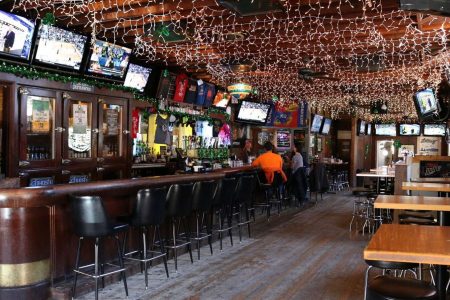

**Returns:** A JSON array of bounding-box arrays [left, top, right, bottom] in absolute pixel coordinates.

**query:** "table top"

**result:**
[[356, 172, 395, 178], [402, 182, 450, 192], [364, 224, 450, 265], [375, 195, 450, 211]]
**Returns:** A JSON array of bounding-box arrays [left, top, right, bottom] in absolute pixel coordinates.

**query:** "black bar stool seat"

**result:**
[[213, 177, 237, 251], [234, 175, 255, 242], [191, 180, 217, 259], [120, 187, 170, 289], [70, 195, 128, 300], [367, 276, 437, 300]]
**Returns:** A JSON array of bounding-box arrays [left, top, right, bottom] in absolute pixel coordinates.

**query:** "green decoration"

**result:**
[[364, 144, 369, 160], [42, 13, 56, 26], [394, 140, 402, 149]]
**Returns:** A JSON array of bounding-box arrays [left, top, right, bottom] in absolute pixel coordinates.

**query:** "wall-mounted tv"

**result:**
[[212, 90, 230, 108], [236, 101, 272, 125], [423, 123, 446, 136], [366, 123, 372, 135], [413, 88, 440, 120], [87, 40, 131, 79], [33, 24, 88, 71], [358, 120, 366, 135], [123, 63, 152, 92], [399, 123, 421, 136], [375, 123, 396, 136], [310, 114, 323, 133], [0, 10, 35, 61], [321, 118, 332, 135]]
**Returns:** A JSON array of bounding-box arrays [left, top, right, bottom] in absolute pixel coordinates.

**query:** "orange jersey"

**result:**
[[252, 152, 287, 183]]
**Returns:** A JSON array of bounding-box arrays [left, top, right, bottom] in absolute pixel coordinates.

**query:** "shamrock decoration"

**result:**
[[42, 13, 56, 26]]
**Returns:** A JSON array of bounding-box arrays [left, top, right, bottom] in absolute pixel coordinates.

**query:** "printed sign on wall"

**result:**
[[417, 136, 442, 156]]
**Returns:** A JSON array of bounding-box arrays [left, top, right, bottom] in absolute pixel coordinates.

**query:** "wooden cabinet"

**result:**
[[17, 87, 129, 186]]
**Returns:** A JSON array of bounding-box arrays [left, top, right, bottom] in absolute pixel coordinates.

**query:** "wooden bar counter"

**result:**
[[0, 166, 255, 299]]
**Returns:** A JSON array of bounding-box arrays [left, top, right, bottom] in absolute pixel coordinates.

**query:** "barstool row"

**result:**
[[69, 173, 256, 300]]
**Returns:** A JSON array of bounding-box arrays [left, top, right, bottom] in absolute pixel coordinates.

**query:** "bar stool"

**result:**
[[253, 172, 273, 221], [69, 195, 128, 300], [234, 175, 255, 241], [120, 188, 169, 289], [165, 183, 194, 271], [191, 180, 217, 260], [364, 260, 436, 300], [213, 177, 237, 250]]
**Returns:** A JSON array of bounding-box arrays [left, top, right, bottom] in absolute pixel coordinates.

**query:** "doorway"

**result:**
[[376, 140, 394, 168]]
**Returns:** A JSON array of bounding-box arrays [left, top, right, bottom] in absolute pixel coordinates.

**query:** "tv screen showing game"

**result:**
[[375, 123, 396, 136], [0, 10, 34, 60], [236, 101, 272, 125], [123, 63, 152, 92], [34, 24, 87, 70], [310, 114, 323, 133], [423, 124, 446, 136], [212, 90, 230, 108], [321, 118, 332, 135], [87, 40, 131, 79], [414, 88, 440, 120], [399, 124, 421, 136]]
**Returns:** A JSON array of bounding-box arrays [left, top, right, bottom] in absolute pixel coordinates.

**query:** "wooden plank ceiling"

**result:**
[[9, 0, 450, 119]]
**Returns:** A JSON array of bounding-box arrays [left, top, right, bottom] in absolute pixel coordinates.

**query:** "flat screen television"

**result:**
[[0, 10, 35, 60], [413, 88, 440, 120], [236, 101, 272, 125], [212, 90, 230, 108], [123, 63, 152, 92], [310, 114, 323, 133], [375, 123, 396, 136], [86, 40, 131, 79], [399, 124, 421, 136], [423, 124, 446, 136], [33, 23, 88, 71], [358, 120, 366, 135], [366, 123, 372, 135], [321, 118, 332, 135]]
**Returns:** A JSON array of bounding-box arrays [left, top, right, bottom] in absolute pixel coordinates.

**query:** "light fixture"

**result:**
[[227, 83, 252, 99], [381, 103, 388, 111]]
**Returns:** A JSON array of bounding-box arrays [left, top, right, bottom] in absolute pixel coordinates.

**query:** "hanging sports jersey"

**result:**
[[195, 81, 206, 106], [203, 83, 216, 108], [184, 78, 198, 104], [173, 73, 188, 102]]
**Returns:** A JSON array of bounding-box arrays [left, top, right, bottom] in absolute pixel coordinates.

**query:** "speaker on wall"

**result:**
[[399, 0, 450, 17]]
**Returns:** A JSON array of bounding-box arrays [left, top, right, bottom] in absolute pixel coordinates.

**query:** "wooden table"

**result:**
[[364, 224, 450, 299], [374, 195, 450, 211], [402, 182, 450, 193]]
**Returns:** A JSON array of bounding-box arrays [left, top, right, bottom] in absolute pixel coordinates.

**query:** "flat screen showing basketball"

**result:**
[[414, 88, 440, 119], [399, 124, 421, 136], [321, 118, 332, 135], [0, 10, 34, 60], [366, 123, 372, 135], [236, 101, 271, 124], [359, 120, 366, 135], [87, 40, 131, 78], [34, 24, 87, 70], [310, 114, 323, 133], [375, 124, 396, 136], [123, 63, 152, 92]]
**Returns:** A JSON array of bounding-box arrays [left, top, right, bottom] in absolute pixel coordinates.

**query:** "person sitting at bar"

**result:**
[[252, 141, 287, 184], [241, 139, 253, 164]]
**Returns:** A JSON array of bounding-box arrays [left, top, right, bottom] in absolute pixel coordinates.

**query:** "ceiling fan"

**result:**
[[298, 68, 339, 81]]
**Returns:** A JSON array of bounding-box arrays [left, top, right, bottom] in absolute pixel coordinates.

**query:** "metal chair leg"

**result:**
[[72, 237, 82, 299]]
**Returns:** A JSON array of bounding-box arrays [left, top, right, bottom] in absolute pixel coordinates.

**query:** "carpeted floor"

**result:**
[[73, 192, 371, 300]]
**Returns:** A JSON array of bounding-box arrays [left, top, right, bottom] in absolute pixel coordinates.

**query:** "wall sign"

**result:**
[[71, 82, 94, 92], [31, 97, 50, 133], [420, 161, 450, 178], [417, 136, 441, 156], [29, 177, 54, 187]]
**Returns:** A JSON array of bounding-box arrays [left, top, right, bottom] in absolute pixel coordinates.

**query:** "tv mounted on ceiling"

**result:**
[[413, 88, 441, 121], [321, 118, 332, 135], [33, 23, 88, 71], [399, 123, 421, 136], [375, 123, 397, 136], [366, 123, 372, 135], [123, 63, 152, 93], [358, 119, 366, 135], [0, 10, 35, 61], [86, 40, 132, 79], [310, 114, 323, 133], [235, 100, 272, 125], [212, 90, 231, 108]]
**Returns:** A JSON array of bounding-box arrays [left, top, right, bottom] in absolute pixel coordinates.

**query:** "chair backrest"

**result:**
[[235, 175, 255, 204], [131, 187, 167, 226], [213, 177, 237, 207], [192, 180, 217, 212], [166, 183, 194, 218], [69, 195, 112, 237]]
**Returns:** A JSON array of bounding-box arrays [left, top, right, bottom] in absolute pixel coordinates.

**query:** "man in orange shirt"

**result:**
[[252, 141, 287, 184]]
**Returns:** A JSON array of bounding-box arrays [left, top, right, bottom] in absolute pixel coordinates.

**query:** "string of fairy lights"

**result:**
[[10, 0, 450, 121]]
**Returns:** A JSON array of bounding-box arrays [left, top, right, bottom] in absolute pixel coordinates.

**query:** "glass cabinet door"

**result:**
[[64, 98, 95, 160], [98, 98, 127, 160], [19, 88, 61, 168]]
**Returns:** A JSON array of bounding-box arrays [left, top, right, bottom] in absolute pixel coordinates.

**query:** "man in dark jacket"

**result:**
[[3, 27, 15, 53]]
